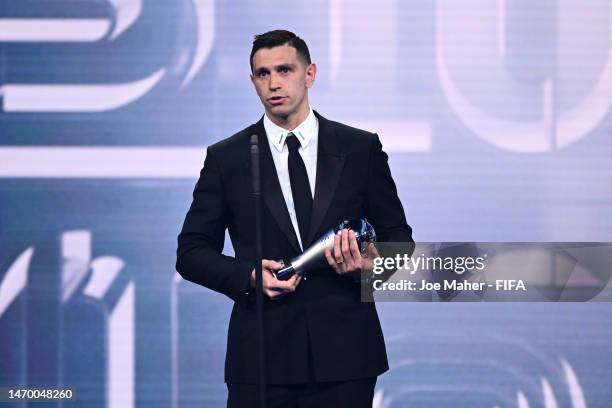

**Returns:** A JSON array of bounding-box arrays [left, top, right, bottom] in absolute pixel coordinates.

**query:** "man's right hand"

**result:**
[[250, 259, 302, 300]]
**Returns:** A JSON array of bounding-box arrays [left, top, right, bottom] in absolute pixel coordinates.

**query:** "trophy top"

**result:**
[[337, 219, 376, 244]]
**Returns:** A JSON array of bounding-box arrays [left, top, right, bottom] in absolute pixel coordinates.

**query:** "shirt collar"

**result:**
[[264, 107, 317, 153]]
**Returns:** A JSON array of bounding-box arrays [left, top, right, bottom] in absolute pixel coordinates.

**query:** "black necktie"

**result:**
[[286, 133, 313, 248]]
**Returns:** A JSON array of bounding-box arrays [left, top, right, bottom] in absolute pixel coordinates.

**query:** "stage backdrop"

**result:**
[[1, 1, 612, 407]]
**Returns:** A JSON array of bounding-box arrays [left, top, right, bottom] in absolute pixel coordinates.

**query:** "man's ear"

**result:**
[[305, 63, 317, 88], [249, 73, 255, 85]]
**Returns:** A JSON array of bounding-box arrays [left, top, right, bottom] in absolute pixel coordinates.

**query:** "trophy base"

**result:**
[[275, 262, 297, 281]]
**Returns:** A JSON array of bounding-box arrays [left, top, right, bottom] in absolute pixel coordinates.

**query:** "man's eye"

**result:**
[[280, 67, 290, 73], [258, 71, 268, 78]]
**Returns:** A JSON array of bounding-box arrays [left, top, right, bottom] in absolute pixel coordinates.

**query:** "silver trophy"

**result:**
[[275, 219, 377, 280]]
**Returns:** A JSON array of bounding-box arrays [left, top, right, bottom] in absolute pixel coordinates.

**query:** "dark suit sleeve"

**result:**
[[176, 146, 254, 305], [366, 134, 415, 283]]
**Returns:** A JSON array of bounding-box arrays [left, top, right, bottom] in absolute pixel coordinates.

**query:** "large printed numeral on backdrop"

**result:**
[[171, 272, 230, 407], [0, 248, 34, 398], [60, 230, 134, 408], [0, 0, 214, 112], [437, 0, 612, 152], [377, 335, 587, 407], [328, 0, 432, 152]]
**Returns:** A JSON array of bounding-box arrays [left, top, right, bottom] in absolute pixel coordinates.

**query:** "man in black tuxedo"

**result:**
[[176, 29, 413, 407]]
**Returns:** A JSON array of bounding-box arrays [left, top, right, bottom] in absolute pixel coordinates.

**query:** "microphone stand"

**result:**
[[250, 135, 267, 408]]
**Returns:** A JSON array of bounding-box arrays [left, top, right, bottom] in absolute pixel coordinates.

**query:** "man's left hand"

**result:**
[[324, 228, 379, 278]]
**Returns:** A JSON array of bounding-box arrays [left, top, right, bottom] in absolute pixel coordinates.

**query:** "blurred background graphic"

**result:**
[[1, 0, 611, 406]]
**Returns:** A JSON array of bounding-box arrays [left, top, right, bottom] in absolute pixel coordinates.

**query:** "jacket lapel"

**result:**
[[305, 112, 345, 247], [248, 112, 346, 252], [249, 119, 302, 254]]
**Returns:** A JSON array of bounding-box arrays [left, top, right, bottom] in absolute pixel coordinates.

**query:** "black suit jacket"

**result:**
[[176, 111, 413, 384]]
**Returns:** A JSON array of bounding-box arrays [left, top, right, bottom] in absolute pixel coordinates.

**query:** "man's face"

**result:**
[[250, 44, 316, 122]]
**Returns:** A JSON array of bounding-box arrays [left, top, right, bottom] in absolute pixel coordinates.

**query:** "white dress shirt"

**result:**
[[264, 107, 319, 250]]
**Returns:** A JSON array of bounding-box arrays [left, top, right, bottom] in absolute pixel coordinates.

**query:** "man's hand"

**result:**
[[250, 259, 302, 300], [324, 229, 379, 278]]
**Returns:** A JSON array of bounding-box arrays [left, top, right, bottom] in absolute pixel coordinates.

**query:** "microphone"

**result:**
[[275, 219, 377, 280], [250, 134, 267, 408], [250, 135, 260, 195]]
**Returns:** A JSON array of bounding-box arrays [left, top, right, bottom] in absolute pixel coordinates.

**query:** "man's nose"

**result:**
[[268, 72, 281, 90]]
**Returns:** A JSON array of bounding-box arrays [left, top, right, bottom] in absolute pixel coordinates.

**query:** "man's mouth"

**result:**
[[268, 96, 286, 105]]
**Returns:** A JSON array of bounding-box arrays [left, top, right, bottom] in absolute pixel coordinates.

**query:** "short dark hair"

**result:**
[[250, 30, 311, 71]]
